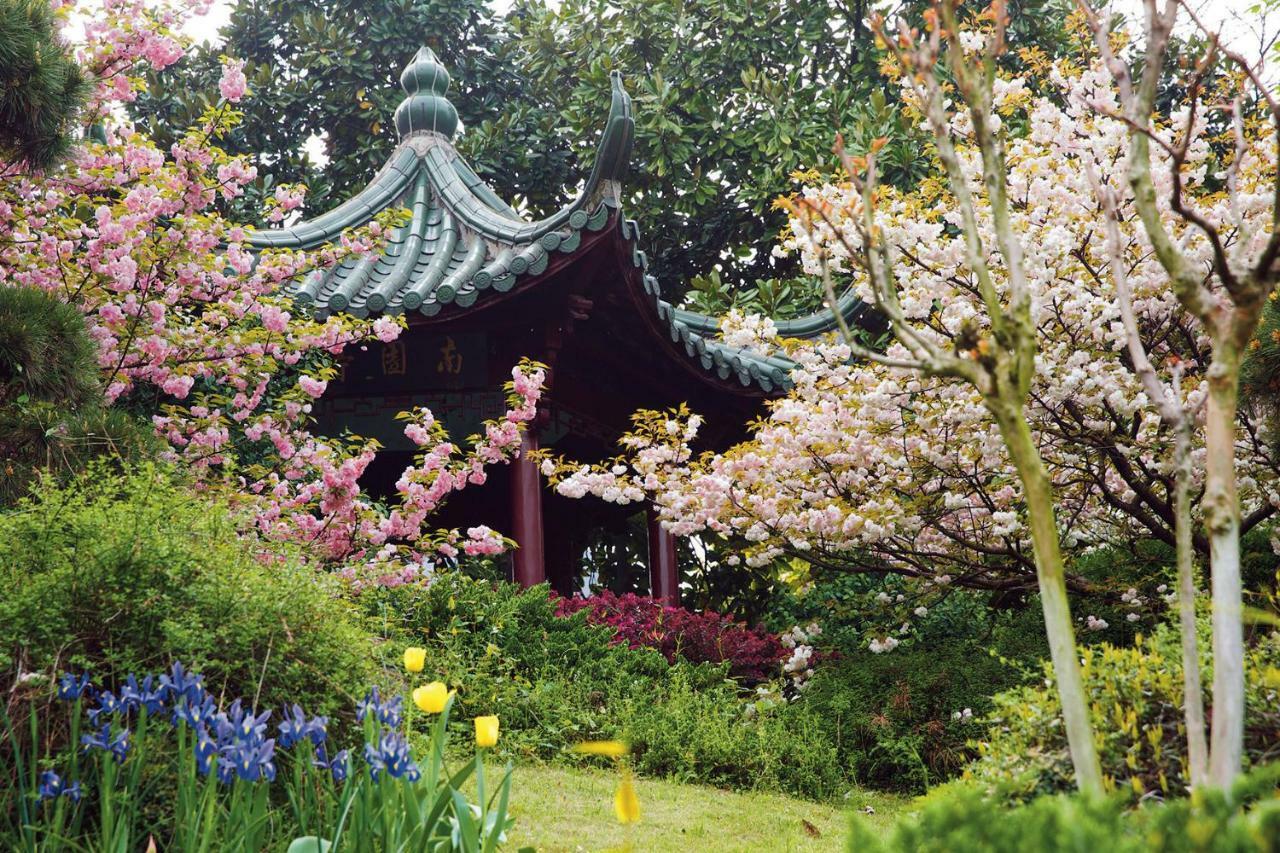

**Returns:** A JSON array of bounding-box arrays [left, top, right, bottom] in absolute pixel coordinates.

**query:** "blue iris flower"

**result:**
[[56, 673, 92, 701], [213, 699, 271, 744], [86, 691, 123, 726], [37, 771, 63, 801], [159, 661, 205, 705], [355, 687, 403, 729], [121, 674, 166, 715], [313, 746, 350, 784], [222, 737, 277, 783], [193, 726, 218, 776], [36, 771, 82, 803], [81, 724, 130, 763], [278, 704, 328, 749], [364, 731, 419, 782], [173, 693, 218, 730]]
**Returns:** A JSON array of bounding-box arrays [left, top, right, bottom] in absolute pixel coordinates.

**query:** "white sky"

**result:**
[[182, 0, 1276, 58], [172, 0, 1272, 170]]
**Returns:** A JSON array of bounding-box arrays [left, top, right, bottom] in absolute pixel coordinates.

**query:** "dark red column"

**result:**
[[647, 507, 679, 605], [510, 428, 546, 587]]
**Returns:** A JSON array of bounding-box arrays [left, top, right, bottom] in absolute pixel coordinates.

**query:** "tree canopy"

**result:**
[[137, 0, 1073, 306]]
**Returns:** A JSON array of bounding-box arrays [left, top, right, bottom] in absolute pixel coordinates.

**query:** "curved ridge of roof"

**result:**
[[243, 47, 871, 397], [611, 217, 794, 394], [670, 290, 876, 341], [244, 47, 632, 318]]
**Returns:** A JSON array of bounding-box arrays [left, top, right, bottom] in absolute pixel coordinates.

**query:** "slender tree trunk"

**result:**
[[1203, 354, 1245, 788], [1172, 419, 1210, 787], [995, 402, 1105, 796]]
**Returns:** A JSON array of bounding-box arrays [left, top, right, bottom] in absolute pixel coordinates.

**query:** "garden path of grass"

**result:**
[[498, 763, 907, 852]]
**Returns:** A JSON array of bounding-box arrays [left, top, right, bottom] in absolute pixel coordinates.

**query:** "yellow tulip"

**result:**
[[571, 740, 629, 758], [474, 715, 500, 748], [413, 682, 449, 714], [614, 770, 640, 825], [403, 646, 426, 673]]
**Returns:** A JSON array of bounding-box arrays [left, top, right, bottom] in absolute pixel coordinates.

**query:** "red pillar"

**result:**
[[647, 507, 679, 605], [510, 428, 546, 587]]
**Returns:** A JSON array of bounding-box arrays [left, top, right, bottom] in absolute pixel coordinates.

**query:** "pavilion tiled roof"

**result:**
[[248, 47, 873, 394]]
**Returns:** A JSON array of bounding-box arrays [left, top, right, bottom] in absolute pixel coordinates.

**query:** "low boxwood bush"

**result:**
[[966, 620, 1280, 799], [850, 764, 1280, 852], [619, 666, 847, 798], [0, 463, 376, 717]]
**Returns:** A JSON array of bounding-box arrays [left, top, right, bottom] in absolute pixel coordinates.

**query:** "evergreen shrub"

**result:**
[[0, 463, 376, 717], [966, 621, 1280, 799], [850, 764, 1280, 853]]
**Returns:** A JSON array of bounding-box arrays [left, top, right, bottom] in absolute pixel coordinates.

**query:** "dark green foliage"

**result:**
[[0, 287, 155, 504], [1241, 296, 1280, 482], [0, 0, 90, 170], [0, 464, 377, 717], [761, 572, 1050, 792], [134, 0, 549, 225], [849, 764, 1280, 853], [0, 286, 99, 405], [799, 644, 1027, 793], [366, 574, 849, 799]]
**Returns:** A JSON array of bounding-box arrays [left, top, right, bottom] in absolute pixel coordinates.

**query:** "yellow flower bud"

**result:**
[[403, 647, 426, 673], [413, 681, 449, 714], [572, 740, 628, 758], [614, 770, 640, 825], [474, 715, 500, 748]]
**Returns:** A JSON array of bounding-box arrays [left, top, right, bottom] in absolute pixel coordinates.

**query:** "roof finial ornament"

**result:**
[[394, 46, 459, 141]]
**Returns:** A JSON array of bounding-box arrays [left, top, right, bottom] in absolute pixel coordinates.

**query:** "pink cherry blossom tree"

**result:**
[[1, 0, 546, 585]]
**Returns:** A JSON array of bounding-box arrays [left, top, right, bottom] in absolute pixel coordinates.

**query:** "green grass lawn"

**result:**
[[497, 763, 907, 852]]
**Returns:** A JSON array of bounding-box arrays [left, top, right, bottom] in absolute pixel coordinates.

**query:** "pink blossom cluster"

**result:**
[[2, 0, 547, 588]]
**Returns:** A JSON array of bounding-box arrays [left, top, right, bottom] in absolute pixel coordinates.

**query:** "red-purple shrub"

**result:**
[[554, 591, 786, 683]]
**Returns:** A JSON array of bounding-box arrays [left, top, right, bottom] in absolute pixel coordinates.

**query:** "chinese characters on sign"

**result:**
[[436, 336, 463, 375]]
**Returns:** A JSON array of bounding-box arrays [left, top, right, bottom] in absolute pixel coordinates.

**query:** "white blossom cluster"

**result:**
[[539, 59, 1280, 608], [781, 622, 821, 695]]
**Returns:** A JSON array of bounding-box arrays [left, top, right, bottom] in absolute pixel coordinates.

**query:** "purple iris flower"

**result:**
[[193, 726, 218, 776], [36, 771, 81, 803], [56, 673, 92, 701], [37, 771, 63, 801], [121, 674, 165, 715], [36, 771, 82, 803], [213, 699, 271, 744], [222, 737, 277, 783], [159, 661, 205, 705], [313, 746, 350, 784], [355, 687, 403, 728], [364, 731, 419, 782], [173, 693, 218, 730], [81, 723, 130, 763], [87, 691, 123, 726], [278, 704, 327, 749]]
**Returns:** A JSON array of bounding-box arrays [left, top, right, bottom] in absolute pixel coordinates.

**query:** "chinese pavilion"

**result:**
[[249, 47, 871, 602]]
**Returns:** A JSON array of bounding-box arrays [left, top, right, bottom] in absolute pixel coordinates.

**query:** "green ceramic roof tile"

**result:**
[[256, 47, 877, 394]]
